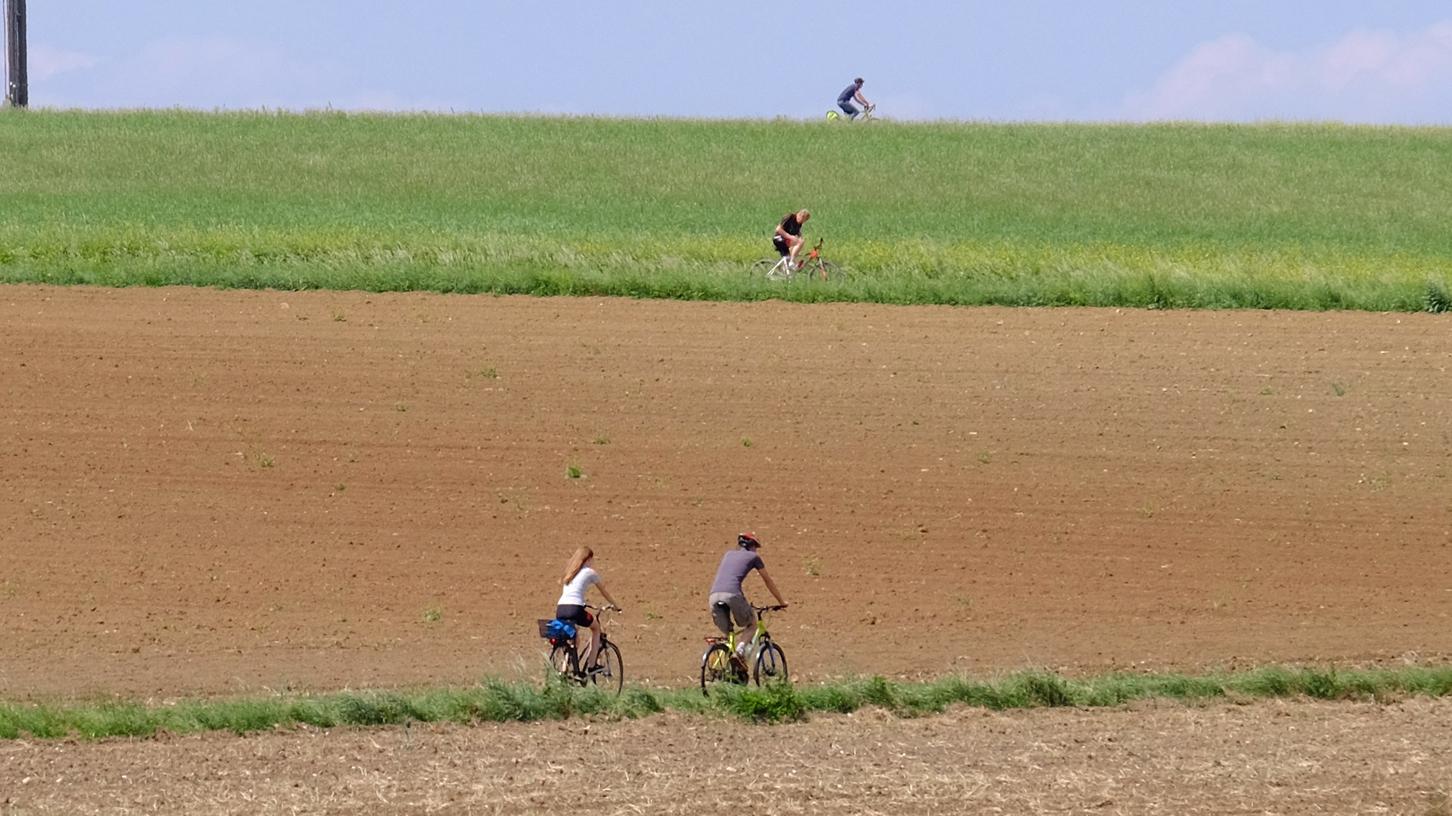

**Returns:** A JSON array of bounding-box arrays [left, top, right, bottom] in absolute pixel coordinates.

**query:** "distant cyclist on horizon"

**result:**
[[836, 77, 872, 120]]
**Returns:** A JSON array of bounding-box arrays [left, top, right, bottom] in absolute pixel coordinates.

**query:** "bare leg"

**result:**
[[583, 619, 602, 668]]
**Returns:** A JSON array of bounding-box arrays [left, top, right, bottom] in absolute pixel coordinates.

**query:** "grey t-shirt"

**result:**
[[710, 549, 765, 595]]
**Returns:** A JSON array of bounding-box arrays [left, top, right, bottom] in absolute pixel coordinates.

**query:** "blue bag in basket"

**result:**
[[545, 619, 577, 640]]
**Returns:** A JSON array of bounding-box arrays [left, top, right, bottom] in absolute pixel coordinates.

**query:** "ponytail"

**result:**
[[562, 546, 594, 586]]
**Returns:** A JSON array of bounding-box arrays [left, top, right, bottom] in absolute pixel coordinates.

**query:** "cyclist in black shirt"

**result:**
[[772, 209, 811, 270], [837, 78, 871, 119]]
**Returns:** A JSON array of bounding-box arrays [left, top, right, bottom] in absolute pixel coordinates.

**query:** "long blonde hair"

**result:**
[[562, 546, 594, 586]]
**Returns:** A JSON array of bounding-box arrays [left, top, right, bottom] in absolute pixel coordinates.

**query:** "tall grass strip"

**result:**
[[2, 664, 1450, 741]]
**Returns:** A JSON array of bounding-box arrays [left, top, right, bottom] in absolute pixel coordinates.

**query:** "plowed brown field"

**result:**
[[5, 699, 1451, 815], [2, 286, 1450, 698]]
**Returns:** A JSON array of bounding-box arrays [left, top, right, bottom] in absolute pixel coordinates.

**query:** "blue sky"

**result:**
[[16, 1, 1452, 123]]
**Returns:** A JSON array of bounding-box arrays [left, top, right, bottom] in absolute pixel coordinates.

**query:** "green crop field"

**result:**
[[1, 110, 1449, 311]]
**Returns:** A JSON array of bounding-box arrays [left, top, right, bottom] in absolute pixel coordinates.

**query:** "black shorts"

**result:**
[[772, 235, 791, 256], [555, 604, 594, 626]]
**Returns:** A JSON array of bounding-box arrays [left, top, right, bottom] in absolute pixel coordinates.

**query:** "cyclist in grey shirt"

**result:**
[[708, 532, 788, 654]]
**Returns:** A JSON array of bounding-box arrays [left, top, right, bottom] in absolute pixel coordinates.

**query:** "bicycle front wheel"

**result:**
[[590, 641, 624, 696], [754, 642, 789, 686], [816, 261, 849, 281], [700, 643, 744, 697]]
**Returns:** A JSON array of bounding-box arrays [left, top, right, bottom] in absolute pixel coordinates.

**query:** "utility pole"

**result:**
[[4, 0, 26, 108]]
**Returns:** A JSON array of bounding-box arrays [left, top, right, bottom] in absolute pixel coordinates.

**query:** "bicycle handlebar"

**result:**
[[754, 604, 788, 614]]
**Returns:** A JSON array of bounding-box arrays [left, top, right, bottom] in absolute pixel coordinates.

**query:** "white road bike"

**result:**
[[752, 237, 845, 282]]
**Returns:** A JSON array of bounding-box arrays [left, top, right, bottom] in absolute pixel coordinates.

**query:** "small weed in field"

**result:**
[[422, 606, 443, 624], [1260, 387, 1274, 396], [592, 435, 609, 445], [566, 464, 583, 479], [334, 483, 346, 492], [741, 437, 753, 448], [1425, 279, 1452, 314], [1137, 501, 1155, 519], [255, 452, 275, 469], [643, 610, 662, 621], [1357, 473, 1390, 491], [976, 451, 992, 464], [332, 310, 347, 322], [803, 556, 822, 577], [395, 402, 409, 412], [1331, 382, 1346, 397]]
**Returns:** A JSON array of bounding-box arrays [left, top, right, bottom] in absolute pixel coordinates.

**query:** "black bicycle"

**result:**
[[538, 604, 624, 695], [700, 604, 789, 697]]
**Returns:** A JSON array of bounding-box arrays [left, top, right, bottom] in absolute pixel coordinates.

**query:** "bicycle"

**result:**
[[825, 102, 876, 122], [699, 604, 789, 697], [752, 238, 847, 282], [538, 604, 624, 695]]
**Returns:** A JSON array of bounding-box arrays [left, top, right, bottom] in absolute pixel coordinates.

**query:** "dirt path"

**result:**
[[3, 699, 1450, 815], [2, 287, 1449, 697]]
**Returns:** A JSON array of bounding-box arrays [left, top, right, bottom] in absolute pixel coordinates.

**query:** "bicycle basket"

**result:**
[[539, 618, 577, 640]]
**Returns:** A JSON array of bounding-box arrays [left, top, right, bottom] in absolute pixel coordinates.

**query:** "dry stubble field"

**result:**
[[2, 285, 1450, 813]]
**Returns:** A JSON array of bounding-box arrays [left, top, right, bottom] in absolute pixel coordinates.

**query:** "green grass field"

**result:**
[[4, 665, 1450, 740], [2, 110, 1450, 311]]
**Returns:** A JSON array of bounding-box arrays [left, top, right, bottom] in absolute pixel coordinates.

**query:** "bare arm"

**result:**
[[595, 580, 620, 609], [757, 567, 787, 607]]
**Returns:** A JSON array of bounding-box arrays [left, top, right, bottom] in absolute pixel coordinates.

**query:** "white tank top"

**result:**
[[557, 566, 599, 606]]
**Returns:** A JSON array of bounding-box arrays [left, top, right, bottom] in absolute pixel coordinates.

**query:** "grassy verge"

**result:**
[[2, 111, 1451, 312], [3, 665, 1449, 741]]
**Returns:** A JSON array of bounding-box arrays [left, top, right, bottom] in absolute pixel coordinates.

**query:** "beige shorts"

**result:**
[[708, 592, 755, 634]]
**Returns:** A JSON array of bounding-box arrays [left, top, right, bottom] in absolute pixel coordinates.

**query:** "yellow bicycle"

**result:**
[[699, 604, 789, 696]]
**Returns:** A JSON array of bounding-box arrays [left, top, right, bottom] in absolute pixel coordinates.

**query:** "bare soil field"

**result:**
[[2, 699, 1449, 815], [1, 286, 1450, 698]]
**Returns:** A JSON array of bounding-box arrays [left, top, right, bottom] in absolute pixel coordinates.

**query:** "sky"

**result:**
[[12, 0, 1452, 123]]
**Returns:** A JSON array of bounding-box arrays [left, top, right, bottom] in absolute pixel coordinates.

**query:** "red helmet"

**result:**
[[737, 532, 761, 550]]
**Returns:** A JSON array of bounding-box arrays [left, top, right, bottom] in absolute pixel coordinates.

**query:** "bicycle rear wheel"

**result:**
[[763, 258, 794, 282], [590, 641, 624, 696], [700, 642, 746, 697], [548, 642, 580, 686], [753, 641, 789, 686]]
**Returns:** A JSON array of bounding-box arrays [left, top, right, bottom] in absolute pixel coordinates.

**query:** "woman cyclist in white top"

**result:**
[[555, 546, 621, 671]]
